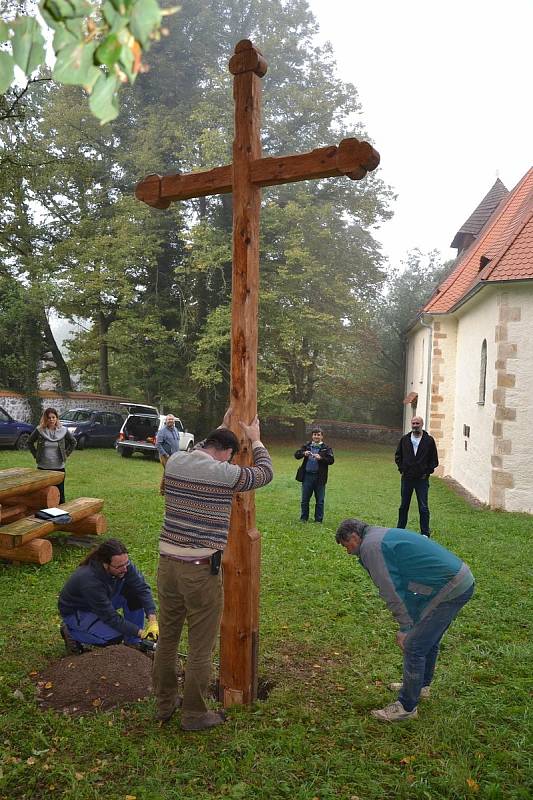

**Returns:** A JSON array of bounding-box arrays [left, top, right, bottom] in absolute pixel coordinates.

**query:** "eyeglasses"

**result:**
[[108, 559, 130, 572]]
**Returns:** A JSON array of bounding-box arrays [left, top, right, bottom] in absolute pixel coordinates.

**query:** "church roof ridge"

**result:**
[[450, 177, 509, 248], [424, 167, 533, 313]]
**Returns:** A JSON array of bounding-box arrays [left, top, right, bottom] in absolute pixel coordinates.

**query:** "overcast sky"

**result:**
[[307, 0, 533, 268]]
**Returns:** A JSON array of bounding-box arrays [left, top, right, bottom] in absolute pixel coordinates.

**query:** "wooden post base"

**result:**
[[0, 538, 52, 564], [4, 486, 60, 511]]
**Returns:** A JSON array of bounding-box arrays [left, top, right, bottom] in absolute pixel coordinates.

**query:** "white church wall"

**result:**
[[498, 285, 533, 513], [451, 293, 499, 504], [403, 325, 429, 430], [429, 316, 457, 478]]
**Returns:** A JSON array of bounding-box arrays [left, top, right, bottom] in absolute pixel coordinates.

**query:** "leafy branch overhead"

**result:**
[[0, 0, 177, 124]]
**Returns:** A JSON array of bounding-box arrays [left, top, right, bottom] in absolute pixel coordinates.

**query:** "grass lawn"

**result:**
[[0, 442, 531, 800]]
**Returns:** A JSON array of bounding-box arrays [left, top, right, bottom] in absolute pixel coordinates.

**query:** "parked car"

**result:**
[[116, 404, 194, 459], [60, 408, 125, 449], [0, 406, 33, 450]]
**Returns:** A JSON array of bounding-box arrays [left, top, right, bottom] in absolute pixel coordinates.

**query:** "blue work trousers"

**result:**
[[62, 594, 144, 646], [300, 473, 325, 522], [399, 583, 474, 711], [398, 477, 430, 536]]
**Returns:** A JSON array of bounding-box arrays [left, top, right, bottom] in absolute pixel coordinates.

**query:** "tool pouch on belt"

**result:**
[[210, 551, 222, 575]]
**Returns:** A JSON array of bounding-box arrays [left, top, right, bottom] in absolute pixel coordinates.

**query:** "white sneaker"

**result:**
[[371, 700, 418, 722], [388, 681, 430, 699]]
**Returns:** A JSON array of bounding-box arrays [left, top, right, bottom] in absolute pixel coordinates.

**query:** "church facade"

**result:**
[[403, 168, 533, 513]]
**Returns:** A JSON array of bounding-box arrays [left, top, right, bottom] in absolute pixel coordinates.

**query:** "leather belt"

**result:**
[[162, 554, 211, 565]]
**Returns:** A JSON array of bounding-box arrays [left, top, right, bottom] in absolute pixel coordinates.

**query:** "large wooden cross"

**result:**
[[135, 40, 380, 707]]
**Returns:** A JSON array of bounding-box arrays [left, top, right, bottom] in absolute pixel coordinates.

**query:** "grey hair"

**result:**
[[335, 518, 369, 544]]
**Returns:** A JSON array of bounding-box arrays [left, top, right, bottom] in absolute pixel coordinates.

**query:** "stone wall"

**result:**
[[262, 417, 401, 445], [0, 390, 129, 423]]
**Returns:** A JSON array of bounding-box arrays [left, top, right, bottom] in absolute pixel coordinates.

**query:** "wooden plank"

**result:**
[[134, 137, 380, 209], [0, 504, 28, 525], [135, 166, 232, 208], [219, 40, 264, 708], [0, 538, 52, 565], [0, 468, 34, 478], [0, 498, 105, 548], [0, 469, 64, 502], [250, 137, 380, 188]]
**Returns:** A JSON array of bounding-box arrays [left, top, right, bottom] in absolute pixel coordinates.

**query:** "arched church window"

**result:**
[[478, 339, 487, 404]]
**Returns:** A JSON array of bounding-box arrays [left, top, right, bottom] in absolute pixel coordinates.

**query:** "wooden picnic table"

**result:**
[[0, 467, 64, 503], [0, 468, 107, 565]]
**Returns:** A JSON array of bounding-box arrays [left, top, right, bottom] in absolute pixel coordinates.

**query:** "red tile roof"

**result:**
[[425, 168, 533, 313]]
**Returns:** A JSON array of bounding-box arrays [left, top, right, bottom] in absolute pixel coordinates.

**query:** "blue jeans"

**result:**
[[398, 477, 430, 536], [399, 583, 474, 711], [300, 473, 325, 522], [62, 594, 145, 646]]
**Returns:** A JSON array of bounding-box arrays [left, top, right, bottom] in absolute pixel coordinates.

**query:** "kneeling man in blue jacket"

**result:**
[[59, 538, 159, 654], [336, 520, 474, 722]]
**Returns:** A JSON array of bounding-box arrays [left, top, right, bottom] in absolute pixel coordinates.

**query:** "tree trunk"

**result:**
[[42, 314, 73, 391], [97, 311, 112, 395]]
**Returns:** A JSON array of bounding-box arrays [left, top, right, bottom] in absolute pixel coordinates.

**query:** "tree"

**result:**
[[0, 0, 173, 124], [371, 249, 455, 425], [3, 0, 393, 432]]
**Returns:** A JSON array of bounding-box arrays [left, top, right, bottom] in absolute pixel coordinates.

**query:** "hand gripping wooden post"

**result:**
[[135, 40, 380, 707]]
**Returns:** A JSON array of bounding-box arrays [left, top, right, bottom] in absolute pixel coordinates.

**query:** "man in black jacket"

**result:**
[[395, 416, 439, 537], [295, 428, 334, 523]]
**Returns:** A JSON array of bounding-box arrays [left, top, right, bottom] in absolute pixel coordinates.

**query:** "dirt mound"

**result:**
[[34, 644, 153, 716]]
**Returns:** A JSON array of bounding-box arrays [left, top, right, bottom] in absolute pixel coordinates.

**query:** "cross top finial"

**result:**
[[229, 39, 268, 77]]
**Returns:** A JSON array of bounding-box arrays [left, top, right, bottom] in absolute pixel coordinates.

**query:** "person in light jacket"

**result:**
[[28, 407, 76, 503]]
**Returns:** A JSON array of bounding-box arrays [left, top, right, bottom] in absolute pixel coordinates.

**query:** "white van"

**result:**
[[116, 404, 194, 459]]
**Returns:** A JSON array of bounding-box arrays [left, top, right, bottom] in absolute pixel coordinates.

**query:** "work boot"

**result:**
[[156, 696, 182, 723], [59, 623, 84, 655], [180, 710, 226, 731], [388, 681, 431, 699], [371, 701, 418, 722]]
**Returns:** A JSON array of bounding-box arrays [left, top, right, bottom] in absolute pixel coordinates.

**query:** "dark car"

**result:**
[[59, 409, 125, 450], [0, 406, 34, 450]]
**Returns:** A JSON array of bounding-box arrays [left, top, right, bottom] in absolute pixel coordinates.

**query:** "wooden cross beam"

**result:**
[[135, 39, 380, 707]]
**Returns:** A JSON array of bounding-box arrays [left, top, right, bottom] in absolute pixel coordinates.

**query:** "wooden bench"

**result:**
[[0, 498, 107, 565]]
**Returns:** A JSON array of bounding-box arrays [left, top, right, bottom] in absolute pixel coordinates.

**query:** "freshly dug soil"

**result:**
[[34, 644, 153, 716]]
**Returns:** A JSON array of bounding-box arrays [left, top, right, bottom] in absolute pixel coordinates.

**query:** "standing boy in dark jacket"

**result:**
[[295, 428, 334, 523], [395, 416, 439, 537]]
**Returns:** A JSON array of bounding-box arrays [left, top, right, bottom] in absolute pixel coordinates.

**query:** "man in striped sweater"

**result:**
[[153, 413, 273, 730]]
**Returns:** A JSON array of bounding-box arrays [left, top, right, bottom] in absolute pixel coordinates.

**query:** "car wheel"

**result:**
[[15, 433, 30, 450], [120, 448, 133, 458], [77, 435, 88, 450], [186, 441, 194, 452]]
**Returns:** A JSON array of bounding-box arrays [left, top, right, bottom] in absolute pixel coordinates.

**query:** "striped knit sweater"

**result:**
[[159, 444, 273, 554]]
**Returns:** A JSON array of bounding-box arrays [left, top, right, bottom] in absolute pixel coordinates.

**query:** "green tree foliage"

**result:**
[[0, 275, 43, 419], [0, 0, 173, 124], [2, 0, 394, 432], [371, 249, 455, 425]]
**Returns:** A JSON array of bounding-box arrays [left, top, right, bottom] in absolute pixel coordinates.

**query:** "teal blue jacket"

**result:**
[[358, 527, 474, 632]]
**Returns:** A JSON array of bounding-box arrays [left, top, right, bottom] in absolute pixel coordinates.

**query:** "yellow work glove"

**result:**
[[141, 619, 159, 641]]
